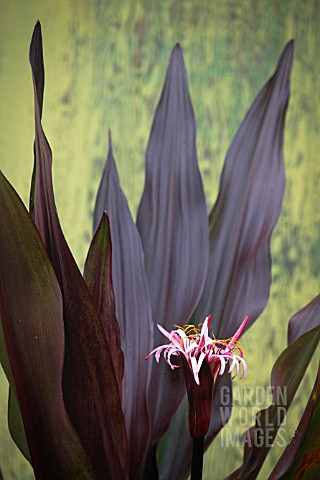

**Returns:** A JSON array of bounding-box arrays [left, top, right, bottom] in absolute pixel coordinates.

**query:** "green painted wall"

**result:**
[[0, 0, 319, 478]]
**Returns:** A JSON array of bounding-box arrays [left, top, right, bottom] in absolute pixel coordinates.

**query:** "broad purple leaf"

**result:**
[[0, 172, 97, 479], [226, 294, 320, 480], [94, 132, 153, 477], [269, 363, 320, 479], [136, 44, 209, 448], [201, 41, 294, 464], [84, 212, 124, 397], [29, 23, 128, 479], [194, 41, 293, 339], [288, 293, 320, 345]]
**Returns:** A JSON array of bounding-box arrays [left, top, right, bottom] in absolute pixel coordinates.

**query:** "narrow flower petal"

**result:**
[[190, 356, 200, 385], [227, 316, 248, 348]]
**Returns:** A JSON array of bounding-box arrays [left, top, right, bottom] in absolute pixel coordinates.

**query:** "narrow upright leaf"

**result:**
[[29, 23, 128, 479], [94, 132, 153, 477], [84, 212, 124, 398], [136, 44, 209, 448], [0, 173, 96, 479], [195, 41, 294, 338], [29, 20, 44, 216], [29, 21, 44, 117]]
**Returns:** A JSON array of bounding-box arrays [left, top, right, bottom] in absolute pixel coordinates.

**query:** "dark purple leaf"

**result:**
[[226, 293, 320, 480], [84, 212, 124, 397], [0, 172, 96, 479], [269, 362, 320, 479], [194, 41, 294, 339], [29, 20, 44, 216], [136, 43, 209, 449], [29, 21, 44, 117], [29, 23, 128, 479], [94, 131, 153, 477], [288, 293, 320, 345]]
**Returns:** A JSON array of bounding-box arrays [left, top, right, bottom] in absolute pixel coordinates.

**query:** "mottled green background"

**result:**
[[0, 0, 320, 479]]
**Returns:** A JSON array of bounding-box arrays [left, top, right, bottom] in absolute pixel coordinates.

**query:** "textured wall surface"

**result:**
[[0, 0, 319, 478]]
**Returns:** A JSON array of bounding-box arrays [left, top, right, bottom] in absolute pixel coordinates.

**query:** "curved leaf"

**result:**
[[269, 362, 320, 479], [226, 294, 320, 480], [195, 40, 294, 339], [204, 40, 293, 460], [136, 43, 209, 449], [29, 23, 128, 479], [288, 293, 320, 345], [94, 132, 153, 477], [84, 212, 124, 397], [0, 172, 96, 479]]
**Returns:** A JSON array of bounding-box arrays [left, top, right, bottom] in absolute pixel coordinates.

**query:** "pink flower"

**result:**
[[147, 315, 248, 438], [146, 315, 248, 386]]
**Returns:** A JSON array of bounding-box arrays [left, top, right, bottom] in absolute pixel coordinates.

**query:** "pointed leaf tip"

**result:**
[[168, 43, 186, 69], [93, 140, 153, 475], [29, 19, 45, 120], [29, 21, 43, 66], [108, 128, 112, 150], [276, 40, 294, 82]]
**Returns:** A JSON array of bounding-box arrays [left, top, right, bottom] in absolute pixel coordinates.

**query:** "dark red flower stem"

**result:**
[[191, 437, 204, 480]]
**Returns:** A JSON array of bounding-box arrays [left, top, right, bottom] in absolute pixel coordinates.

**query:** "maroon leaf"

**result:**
[[7, 386, 30, 461], [29, 20, 44, 216], [0, 307, 30, 461], [226, 294, 320, 480], [94, 132, 153, 477], [84, 212, 124, 397], [0, 172, 97, 479], [136, 43, 209, 449], [29, 21, 44, 117], [269, 362, 320, 479], [29, 23, 128, 479]]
